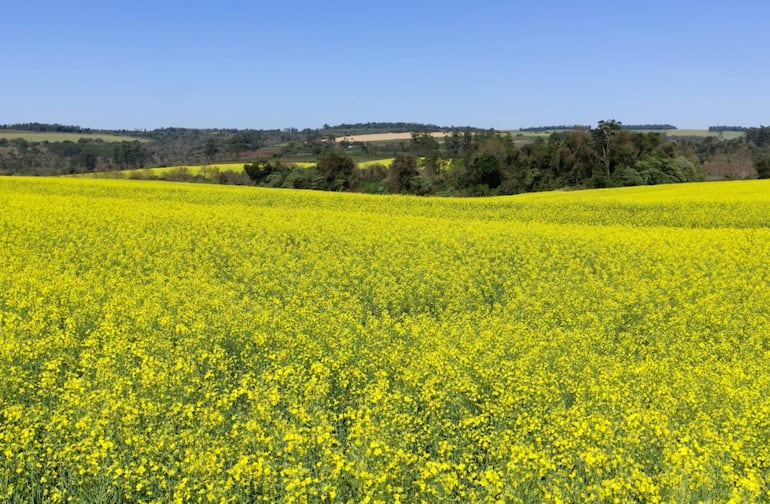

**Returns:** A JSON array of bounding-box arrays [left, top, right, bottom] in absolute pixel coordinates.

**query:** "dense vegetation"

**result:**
[[2, 177, 769, 502], [708, 125, 748, 132], [0, 123, 96, 134], [518, 124, 675, 133], [241, 122, 770, 195], [2, 121, 770, 195]]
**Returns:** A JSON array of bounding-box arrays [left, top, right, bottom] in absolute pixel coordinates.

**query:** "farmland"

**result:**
[[328, 129, 742, 144], [510, 128, 746, 141], [335, 132, 449, 143], [0, 130, 145, 143], [663, 129, 745, 140], [85, 159, 397, 181], [99, 163, 255, 179], [1, 177, 769, 502]]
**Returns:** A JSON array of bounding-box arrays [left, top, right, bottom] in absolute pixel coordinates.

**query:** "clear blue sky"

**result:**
[[2, 0, 768, 130]]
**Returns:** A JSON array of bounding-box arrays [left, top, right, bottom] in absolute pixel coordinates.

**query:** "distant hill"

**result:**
[[321, 122, 483, 137], [0, 122, 94, 133], [0, 122, 146, 139], [622, 124, 677, 131], [0, 130, 146, 143], [518, 125, 590, 133], [519, 124, 676, 132], [709, 126, 748, 132]]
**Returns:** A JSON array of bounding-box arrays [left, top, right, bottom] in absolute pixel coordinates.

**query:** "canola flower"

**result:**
[[84, 159, 397, 180], [1, 177, 769, 503]]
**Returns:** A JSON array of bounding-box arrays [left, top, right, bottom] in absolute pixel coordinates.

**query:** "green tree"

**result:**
[[468, 153, 502, 189], [113, 141, 146, 169], [560, 128, 595, 185], [388, 155, 420, 193], [317, 151, 356, 190], [445, 131, 463, 158], [593, 119, 623, 178], [244, 161, 287, 185], [410, 132, 441, 158], [204, 137, 219, 162], [79, 149, 98, 172], [755, 157, 770, 179], [464, 136, 506, 191], [228, 134, 246, 159]]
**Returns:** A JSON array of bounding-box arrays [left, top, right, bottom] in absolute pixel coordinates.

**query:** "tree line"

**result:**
[[0, 138, 148, 175], [242, 122, 702, 195], [709, 126, 748, 132], [0, 123, 94, 133], [519, 124, 675, 133], [3, 121, 770, 190]]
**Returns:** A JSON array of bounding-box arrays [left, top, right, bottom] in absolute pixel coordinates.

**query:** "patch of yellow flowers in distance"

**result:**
[[86, 159, 397, 179], [1, 177, 769, 503]]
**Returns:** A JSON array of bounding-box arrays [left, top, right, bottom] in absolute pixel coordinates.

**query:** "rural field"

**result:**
[[506, 129, 745, 140], [1, 177, 769, 503], [662, 129, 746, 140], [86, 159, 397, 180], [334, 132, 449, 143], [0, 131, 145, 143]]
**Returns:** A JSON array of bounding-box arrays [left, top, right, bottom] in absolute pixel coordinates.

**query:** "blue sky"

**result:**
[[2, 0, 768, 130]]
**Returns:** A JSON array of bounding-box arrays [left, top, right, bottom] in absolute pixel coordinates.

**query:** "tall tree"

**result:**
[[204, 137, 219, 163], [388, 154, 420, 193], [228, 134, 246, 159], [593, 120, 623, 178], [317, 151, 355, 191]]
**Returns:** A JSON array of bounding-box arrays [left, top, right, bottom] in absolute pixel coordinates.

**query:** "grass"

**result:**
[[506, 129, 746, 140], [0, 130, 148, 143], [663, 129, 745, 139]]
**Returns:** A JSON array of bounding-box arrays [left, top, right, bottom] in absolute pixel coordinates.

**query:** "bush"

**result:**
[[588, 172, 612, 188], [317, 151, 355, 191], [612, 166, 644, 187], [754, 157, 770, 179], [388, 155, 419, 193]]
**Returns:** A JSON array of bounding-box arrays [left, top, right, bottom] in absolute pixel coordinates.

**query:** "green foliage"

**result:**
[[518, 124, 591, 132], [611, 166, 645, 187], [320, 121, 481, 137], [467, 153, 502, 189], [622, 123, 677, 130], [755, 157, 770, 179], [0, 122, 92, 133], [243, 161, 287, 185], [709, 125, 748, 132], [588, 171, 612, 188], [204, 137, 219, 162], [242, 161, 335, 191], [593, 119, 624, 177], [633, 156, 703, 185], [388, 155, 420, 193], [669, 157, 703, 182], [1, 120, 754, 194], [112, 141, 147, 169], [409, 132, 441, 158], [746, 126, 770, 148], [228, 134, 246, 157], [317, 151, 356, 191]]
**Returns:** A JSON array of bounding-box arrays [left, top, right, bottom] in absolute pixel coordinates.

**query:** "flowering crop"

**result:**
[[87, 159, 396, 180], [1, 177, 769, 503]]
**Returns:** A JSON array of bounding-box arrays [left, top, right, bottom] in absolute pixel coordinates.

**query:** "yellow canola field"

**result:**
[[1, 178, 770, 503], [121, 163, 247, 177], [93, 159, 397, 179]]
